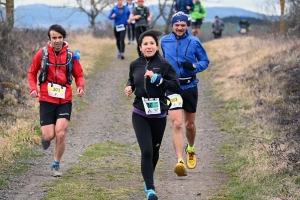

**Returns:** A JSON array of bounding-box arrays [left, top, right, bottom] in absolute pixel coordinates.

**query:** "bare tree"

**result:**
[[285, 0, 300, 37], [0, 0, 14, 31], [76, 0, 115, 29], [150, 0, 175, 34], [280, 0, 286, 33]]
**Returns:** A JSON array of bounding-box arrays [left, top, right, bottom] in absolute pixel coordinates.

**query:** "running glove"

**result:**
[[182, 61, 195, 70]]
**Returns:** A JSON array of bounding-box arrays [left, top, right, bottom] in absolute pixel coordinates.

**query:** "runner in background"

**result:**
[[238, 16, 251, 35], [129, 0, 152, 57], [108, 0, 131, 59], [126, 0, 137, 45], [190, 0, 206, 37], [211, 15, 225, 39]]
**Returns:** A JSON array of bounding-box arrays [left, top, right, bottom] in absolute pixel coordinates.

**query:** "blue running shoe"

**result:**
[[146, 189, 158, 200], [120, 53, 125, 60], [143, 182, 147, 193], [117, 53, 121, 59]]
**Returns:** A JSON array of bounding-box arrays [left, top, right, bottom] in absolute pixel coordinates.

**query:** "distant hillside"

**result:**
[[14, 4, 86, 29], [222, 16, 265, 25], [13, 4, 265, 29], [203, 7, 264, 22]]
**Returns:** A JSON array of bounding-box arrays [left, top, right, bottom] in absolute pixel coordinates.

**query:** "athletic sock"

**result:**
[[52, 161, 60, 166], [187, 145, 194, 152], [178, 158, 184, 163]]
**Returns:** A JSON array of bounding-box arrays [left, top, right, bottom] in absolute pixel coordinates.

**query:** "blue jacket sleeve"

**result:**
[[193, 40, 209, 73], [174, 1, 178, 11], [108, 7, 115, 20], [189, 0, 194, 10], [160, 41, 166, 58]]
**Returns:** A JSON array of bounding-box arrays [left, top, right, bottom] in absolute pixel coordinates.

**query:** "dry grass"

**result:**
[[67, 34, 115, 75], [206, 36, 298, 102], [204, 35, 300, 199]]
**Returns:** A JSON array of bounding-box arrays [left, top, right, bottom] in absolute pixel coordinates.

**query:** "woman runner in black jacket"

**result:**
[[124, 29, 180, 200]]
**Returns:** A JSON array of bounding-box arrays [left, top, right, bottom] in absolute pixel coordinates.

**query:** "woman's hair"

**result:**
[[47, 24, 67, 39], [138, 29, 163, 47]]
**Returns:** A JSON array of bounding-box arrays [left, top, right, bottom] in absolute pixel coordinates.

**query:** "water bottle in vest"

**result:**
[[73, 50, 80, 60]]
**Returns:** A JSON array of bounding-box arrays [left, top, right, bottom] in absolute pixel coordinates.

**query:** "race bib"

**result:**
[[241, 28, 247, 33], [142, 97, 161, 115], [116, 24, 125, 32], [167, 94, 183, 109], [191, 18, 196, 22], [48, 83, 66, 99]]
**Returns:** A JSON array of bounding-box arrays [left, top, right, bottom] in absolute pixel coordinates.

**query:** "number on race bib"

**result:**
[[142, 97, 161, 115], [167, 94, 183, 109], [48, 83, 66, 99], [116, 24, 125, 32]]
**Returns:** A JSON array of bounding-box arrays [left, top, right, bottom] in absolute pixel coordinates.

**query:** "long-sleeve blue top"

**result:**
[[161, 31, 210, 90], [108, 5, 131, 27]]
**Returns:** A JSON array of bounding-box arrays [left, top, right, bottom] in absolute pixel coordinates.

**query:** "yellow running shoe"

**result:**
[[186, 145, 197, 169], [174, 160, 187, 176]]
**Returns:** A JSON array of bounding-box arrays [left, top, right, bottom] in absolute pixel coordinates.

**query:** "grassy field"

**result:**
[[201, 36, 300, 199]]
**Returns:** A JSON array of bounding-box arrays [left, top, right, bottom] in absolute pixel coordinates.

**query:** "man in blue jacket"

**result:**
[[161, 11, 210, 177], [108, 0, 131, 59]]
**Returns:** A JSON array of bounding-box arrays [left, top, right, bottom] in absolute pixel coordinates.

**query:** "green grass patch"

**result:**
[[225, 99, 251, 111], [79, 141, 137, 162], [211, 171, 298, 200], [44, 141, 143, 200], [0, 142, 43, 189], [295, 177, 300, 185]]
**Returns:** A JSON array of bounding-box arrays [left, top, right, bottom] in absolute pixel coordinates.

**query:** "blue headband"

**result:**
[[171, 12, 188, 26]]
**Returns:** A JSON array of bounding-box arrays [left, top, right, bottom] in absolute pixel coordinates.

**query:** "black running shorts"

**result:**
[[39, 101, 72, 126], [191, 19, 203, 29], [166, 86, 198, 113]]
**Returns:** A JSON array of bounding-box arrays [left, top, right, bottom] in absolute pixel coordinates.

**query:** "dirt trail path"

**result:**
[[0, 46, 227, 200]]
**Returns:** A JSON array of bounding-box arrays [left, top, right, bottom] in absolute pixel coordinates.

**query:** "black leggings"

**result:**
[[135, 26, 148, 57], [132, 112, 166, 191], [114, 28, 126, 53], [127, 23, 135, 41]]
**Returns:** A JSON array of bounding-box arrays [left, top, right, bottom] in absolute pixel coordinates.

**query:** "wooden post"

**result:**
[[280, 0, 285, 33], [0, 0, 14, 31]]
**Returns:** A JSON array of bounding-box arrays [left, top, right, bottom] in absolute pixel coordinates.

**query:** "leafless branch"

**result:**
[[76, 0, 114, 28]]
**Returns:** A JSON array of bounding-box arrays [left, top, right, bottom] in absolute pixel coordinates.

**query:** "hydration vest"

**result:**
[[39, 47, 73, 85], [135, 6, 148, 21]]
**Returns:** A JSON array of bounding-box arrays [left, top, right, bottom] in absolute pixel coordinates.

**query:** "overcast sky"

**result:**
[[14, 0, 278, 14]]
